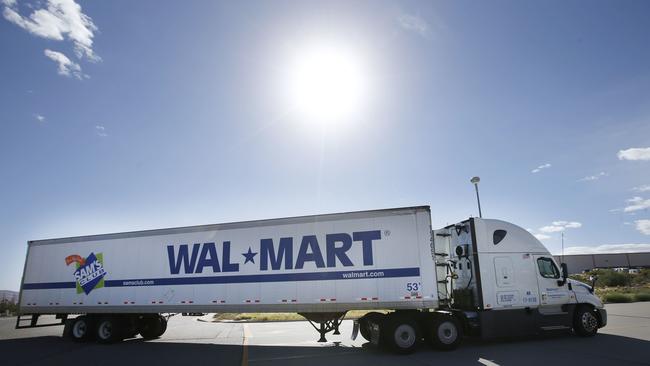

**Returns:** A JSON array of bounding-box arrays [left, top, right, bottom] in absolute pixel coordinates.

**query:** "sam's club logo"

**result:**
[[65, 252, 107, 295]]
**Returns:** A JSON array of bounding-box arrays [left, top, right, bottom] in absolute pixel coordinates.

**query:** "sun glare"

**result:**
[[285, 42, 368, 127]]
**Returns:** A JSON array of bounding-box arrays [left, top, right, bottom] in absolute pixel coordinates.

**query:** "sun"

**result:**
[[284, 42, 369, 127]]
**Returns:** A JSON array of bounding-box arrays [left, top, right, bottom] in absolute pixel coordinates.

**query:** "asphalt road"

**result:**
[[1, 303, 649, 366]]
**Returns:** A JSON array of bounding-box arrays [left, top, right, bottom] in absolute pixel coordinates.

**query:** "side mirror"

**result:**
[[588, 275, 598, 293], [557, 263, 568, 286]]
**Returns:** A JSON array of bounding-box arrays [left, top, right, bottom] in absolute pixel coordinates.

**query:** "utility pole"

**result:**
[[560, 231, 564, 263]]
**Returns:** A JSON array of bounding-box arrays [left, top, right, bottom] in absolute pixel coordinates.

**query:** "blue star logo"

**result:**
[[242, 247, 257, 264]]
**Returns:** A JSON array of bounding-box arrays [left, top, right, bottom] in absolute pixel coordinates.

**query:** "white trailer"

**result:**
[[16, 206, 606, 353]]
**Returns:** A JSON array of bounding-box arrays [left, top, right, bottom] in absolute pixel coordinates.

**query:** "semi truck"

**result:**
[[16, 206, 606, 353]]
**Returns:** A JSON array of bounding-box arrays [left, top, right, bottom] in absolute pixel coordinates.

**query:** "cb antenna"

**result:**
[[470, 176, 482, 218]]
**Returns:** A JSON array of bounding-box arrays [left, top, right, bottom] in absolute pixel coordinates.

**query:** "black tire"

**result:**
[[428, 314, 463, 351], [574, 306, 599, 337], [139, 315, 165, 339], [96, 317, 124, 344], [68, 316, 93, 342], [159, 316, 168, 334], [383, 315, 420, 354], [359, 312, 384, 342]]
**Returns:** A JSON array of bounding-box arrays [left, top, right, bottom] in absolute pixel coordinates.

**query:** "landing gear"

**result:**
[[299, 312, 346, 342]]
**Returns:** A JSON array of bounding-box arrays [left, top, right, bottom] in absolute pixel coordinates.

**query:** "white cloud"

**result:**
[[632, 185, 650, 193], [397, 13, 429, 37], [562, 243, 650, 255], [531, 163, 551, 173], [2, 0, 99, 61], [617, 147, 650, 161], [552, 221, 582, 228], [34, 113, 44, 122], [636, 220, 650, 235], [530, 221, 581, 240], [539, 221, 582, 233], [44, 49, 85, 79], [623, 196, 650, 213], [539, 226, 564, 233], [95, 125, 107, 137], [579, 172, 607, 181]]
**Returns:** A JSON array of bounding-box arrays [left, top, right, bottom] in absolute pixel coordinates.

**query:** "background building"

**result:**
[[554, 252, 650, 274], [0, 290, 18, 304]]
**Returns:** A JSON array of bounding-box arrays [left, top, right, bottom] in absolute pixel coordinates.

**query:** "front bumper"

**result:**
[[596, 308, 607, 328]]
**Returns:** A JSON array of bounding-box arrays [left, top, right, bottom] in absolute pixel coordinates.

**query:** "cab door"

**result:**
[[534, 255, 571, 329]]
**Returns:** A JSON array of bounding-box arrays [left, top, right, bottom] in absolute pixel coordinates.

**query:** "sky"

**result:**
[[1, 0, 650, 290]]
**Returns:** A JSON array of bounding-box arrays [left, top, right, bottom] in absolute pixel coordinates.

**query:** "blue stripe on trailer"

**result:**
[[22, 281, 77, 290], [22, 267, 420, 290]]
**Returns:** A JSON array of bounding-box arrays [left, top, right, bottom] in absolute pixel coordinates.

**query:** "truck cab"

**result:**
[[433, 218, 607, 339]]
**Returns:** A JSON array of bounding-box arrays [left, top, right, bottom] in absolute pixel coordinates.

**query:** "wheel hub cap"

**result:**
[[99, 322, 112, 339], [394, 324, 416, 348], [582, 312, 598, 332], [73, 321, 86, 338], [437, 321, 458, 344]]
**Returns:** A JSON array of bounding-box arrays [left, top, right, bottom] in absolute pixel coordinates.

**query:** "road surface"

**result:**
[[1, 303, 649, 366]]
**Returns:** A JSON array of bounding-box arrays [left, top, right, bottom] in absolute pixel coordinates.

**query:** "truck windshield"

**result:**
[[537, 257, 560, 279]]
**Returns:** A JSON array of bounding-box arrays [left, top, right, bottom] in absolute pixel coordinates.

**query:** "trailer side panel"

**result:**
[[19, 206, 437, 314]]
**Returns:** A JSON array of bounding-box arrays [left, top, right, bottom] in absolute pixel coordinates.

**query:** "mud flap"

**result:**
[[369, 321, 382, 346], [351, 320, 359, 340]]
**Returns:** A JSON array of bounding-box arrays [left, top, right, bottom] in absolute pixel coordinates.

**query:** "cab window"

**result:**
[[537, 257, 560, 279]]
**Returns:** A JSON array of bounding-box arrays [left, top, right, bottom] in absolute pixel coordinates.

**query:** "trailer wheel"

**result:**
[[384, 315, 419, 354], [574, 306, 598, 337], [96, 317, 124, 344], [69, 316, 93, 342], [359, 312, 384, 341], [428, 314, 462, 351], [139, 315, 166, 339]]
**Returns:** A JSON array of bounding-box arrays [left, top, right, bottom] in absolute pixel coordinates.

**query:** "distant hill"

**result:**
[[0, 290, 18, 303]]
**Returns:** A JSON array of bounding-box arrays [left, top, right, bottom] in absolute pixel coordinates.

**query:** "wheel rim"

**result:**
[[581, 312, 598, 332], [72, 319, 86, 338], [437, 321, 458, 344], [98, 321, 112, 340], [394, 324, 416, 349]]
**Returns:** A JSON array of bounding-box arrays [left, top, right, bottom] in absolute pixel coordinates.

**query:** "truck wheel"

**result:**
[[359, 312, 384, 341], [96, 317, 124, 344], [69, 316, 93, 342], [574, 306, 599, 337], [428, 315, 462, 351], [139, 315, 165, 339], [384, 316, 419, 354]]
